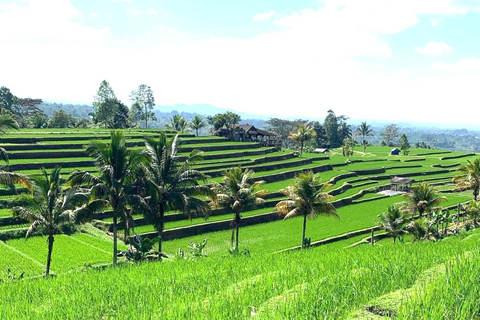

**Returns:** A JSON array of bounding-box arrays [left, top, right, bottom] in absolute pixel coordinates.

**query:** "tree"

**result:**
[[404, 183, 447, 217], [312, 121, 328, 148], [356, 122, 373, 152], [267, 118, 304, 148], [0, 86, 19, 113], [324, 110, 340, 147], [465, 200, 480, 226], [288, 123, 316, 156], [92, 80, 129, 128], [48, 110, 76, 128], [207, 112, 241, 131], [211, 167, 267, 250], [67, 131, 148, 265], [130, 84, 156, 129], [453, 158, 480, 201], [13, 167, 103, 276], [276, 171, 337, 248], [141, 133, 213, 257], [399, 134, 410, 155], [380, 124, 400, 146], [30, 110, 49, 128], [377, 205, 406, 243], [166, 115, 188, 132], [0, 109, 32, 188], [190, 115, 206, 136]]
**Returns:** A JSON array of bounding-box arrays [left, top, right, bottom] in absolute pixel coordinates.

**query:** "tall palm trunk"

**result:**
[[158, 204, 165, 259], [302, 214, 307, 248], [112, 212, 117, 265], [46, 234, 54, 276], [474, 187, 479, 201]]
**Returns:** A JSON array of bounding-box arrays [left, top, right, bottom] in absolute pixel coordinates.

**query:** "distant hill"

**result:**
[[155, 104, 269, 120]]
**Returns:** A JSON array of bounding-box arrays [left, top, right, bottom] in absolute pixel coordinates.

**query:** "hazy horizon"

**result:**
[[1, 1, 480, 126]]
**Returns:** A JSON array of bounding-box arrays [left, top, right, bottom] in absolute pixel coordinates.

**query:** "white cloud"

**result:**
[[146, 8, 157, 15], [1, 0, 479, 125], [253, 10, 276, 21], [432, 57, 480, 72], [415, 41, 452, 56], [430, 18, 443, 26]]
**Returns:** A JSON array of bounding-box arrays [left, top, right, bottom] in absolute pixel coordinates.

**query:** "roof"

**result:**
[[313, 148, 329, 153], [390, 177, 414, 185], [391, 148, 400, 152]]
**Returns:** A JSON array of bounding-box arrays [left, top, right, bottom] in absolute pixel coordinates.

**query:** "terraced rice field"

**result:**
[[0, 128, 477, 278]]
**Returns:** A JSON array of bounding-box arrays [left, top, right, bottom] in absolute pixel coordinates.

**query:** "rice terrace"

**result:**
[[2, 1, 480, 319], [0, 124, 478, 319]]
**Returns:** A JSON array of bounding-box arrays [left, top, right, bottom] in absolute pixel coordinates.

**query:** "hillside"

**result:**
[[0, 128, 478, 318]]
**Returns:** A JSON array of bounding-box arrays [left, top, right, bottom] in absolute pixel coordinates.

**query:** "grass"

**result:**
[[0, 228, 478, 319]]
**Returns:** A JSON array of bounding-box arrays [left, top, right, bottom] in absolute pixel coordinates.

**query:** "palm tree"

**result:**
[[167, 115, 188, 133], [0, 109, 32, 188], [377, 205, 406, 243], [403, 183, 447, 217], [211, 167, 267, 250], [288, 123, 316, 156], [67, 130, 148, 265], [355, 122, 373, 152], [190, 115, 206, 137], [465, 200, 480, 226], [276, 171, 337, 248], [13, 167, 103, 276], [453, 158, 480, 201], [142, 133, 213, 257]]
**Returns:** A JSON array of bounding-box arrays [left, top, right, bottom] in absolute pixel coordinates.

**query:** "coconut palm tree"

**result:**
[[465, 200, 480, 226], [141, 133, 213, 258], [13, 167, 104, 276], [403, 183, 447, 217], [276, 171, 337, 248], [288, 123, 316, 156], [0, 109, 31, 188], [167, 115, 188, 133], [67, 130, 148, 265], [377, 205, 406, 243], [453, 158, 480, 201], [355, 122, 373, 152], [211, 167, 267, 250], [190, 115, 206, 137]]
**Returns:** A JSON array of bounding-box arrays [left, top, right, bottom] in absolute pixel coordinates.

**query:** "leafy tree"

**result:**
[[141, 133, 213, 257], [207, 112, 241, 131], [190, 115, 206, 136], [0, 86, 19, 113], [377, 205, 406, 243], [48, 110, 76, 128], [276, 171, 337, 248], [30, 110, 49, 128], [399, 134, 410, 155], [403, 183, 447, 217], [67, 131, 149, 265], [13, 167, 103, 276], [211, 167, 267, 250], [453, 158, 480, 201], [166, 115, 188, 132], [312, 121, 328, 148], [267, 118, 304, 148], [380, 124, 400, 146], [342, 137, 356, 156], [129, 84, 156, 129], [288, 123, 316, 156], [356, 122, 373, 152], [92, 80, 129, 128], [323, 110, 349, 148]]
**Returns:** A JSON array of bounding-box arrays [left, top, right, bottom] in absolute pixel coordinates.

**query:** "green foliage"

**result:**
[[399, 133, 410, 155], [92, 80, 130, 129], [356, 121, 374, 152], [380, 124, 400, 145], [122, 235, 159, 262], [288, 123, 316, 156], [453, 158, 480, 201], [276, 171, 337, 248], [377, 205, 406, 243], [129, 84, 156, 129], [323, 109, 349, 147], [166, 114, 188, 132], [207, 112, 241, 131], [189, 115, 206, 136], [47, 110, 76, 128], [189, 237, 208, 258]]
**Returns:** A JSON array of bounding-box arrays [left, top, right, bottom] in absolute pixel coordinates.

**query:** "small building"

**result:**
[[390, 148, 400, 155], [390, 176, 414, 191], [214, 124, 282, 149], [313, 148, 329, 154]]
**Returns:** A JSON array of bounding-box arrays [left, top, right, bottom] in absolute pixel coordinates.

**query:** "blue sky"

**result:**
[[1, 0, 480, 125]]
